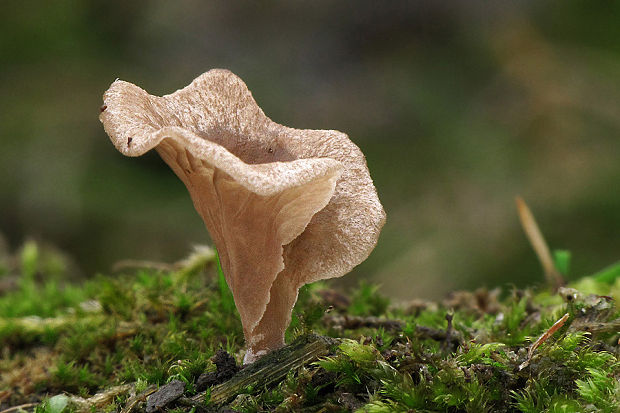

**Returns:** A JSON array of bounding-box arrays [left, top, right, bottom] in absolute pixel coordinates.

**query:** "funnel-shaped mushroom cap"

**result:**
[[100, 69, 385, 362]]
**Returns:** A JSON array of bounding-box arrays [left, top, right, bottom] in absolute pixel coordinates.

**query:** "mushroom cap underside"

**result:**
[[100, 69, 386, 287]]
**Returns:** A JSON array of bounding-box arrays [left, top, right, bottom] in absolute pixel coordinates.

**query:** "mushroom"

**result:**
[[100, 69, 385, 363]]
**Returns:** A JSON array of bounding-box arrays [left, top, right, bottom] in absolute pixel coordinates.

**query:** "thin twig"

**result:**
[[120, 385, 157, 413], [515, 196, 564, 291], [324, 315, 404, 331], [0, 403, 38, 413], [71, 384, 135, 412], [0, 314, 102, 333], [572, 318, 620, 335], [519, 312, 570, 371], [112, 245, 215, 273], [112, 259, 176, 272], [324, 314, 463, 347]]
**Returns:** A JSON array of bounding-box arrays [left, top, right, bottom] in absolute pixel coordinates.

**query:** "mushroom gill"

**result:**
[[100, 69, 386, 363]]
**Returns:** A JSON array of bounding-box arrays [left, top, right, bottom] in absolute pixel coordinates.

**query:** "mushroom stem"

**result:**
[[244, 274, 297, 364], [156, 139, 341, 363]]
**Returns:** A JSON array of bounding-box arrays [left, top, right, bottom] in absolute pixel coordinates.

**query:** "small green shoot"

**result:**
[[592, 260, 620, 284], [553, 249, 571, 277]]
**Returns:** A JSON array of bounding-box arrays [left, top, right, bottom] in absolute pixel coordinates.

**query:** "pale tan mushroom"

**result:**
[[100, 69, 385, 363]]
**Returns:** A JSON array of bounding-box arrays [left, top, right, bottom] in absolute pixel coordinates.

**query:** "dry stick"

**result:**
[[71, 384, 135, 412], [113, 245, 215, 274], [324, 315, 463, 347], [190, 334, 337, 406], [0, 386, 135, 413], [0, 314, 103, 333], [518, 312, 570, 371], [0, 315, 139, 343], [120, 385, 158, 413], [0, 403, 38, 413], [112, 259, 176, 272], [571, 318, 620, 335], [515, 196, 564, 291], [325, 314, 405, 331]]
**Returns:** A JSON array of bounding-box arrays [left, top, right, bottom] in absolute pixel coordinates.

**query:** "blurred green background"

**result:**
[[0, 1, 618, 300]]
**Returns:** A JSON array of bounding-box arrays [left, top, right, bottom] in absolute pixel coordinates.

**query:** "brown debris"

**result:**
[[195, 350, 240, 392], [443, 288, 501, 315], [145, 380, 185, 413], [318, 289, 352, 311]]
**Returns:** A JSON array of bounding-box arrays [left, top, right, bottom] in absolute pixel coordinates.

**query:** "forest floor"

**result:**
[[1, 241, 620, 412]]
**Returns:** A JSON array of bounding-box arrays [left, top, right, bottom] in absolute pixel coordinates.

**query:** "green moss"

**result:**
[[1, 241, 620, 411]]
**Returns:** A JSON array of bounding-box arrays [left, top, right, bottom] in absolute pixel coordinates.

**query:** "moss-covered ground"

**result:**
[[1, 241, 620, 412]]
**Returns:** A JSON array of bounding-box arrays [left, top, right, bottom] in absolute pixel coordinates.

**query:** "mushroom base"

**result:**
[[242, 272, 300, 364]]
